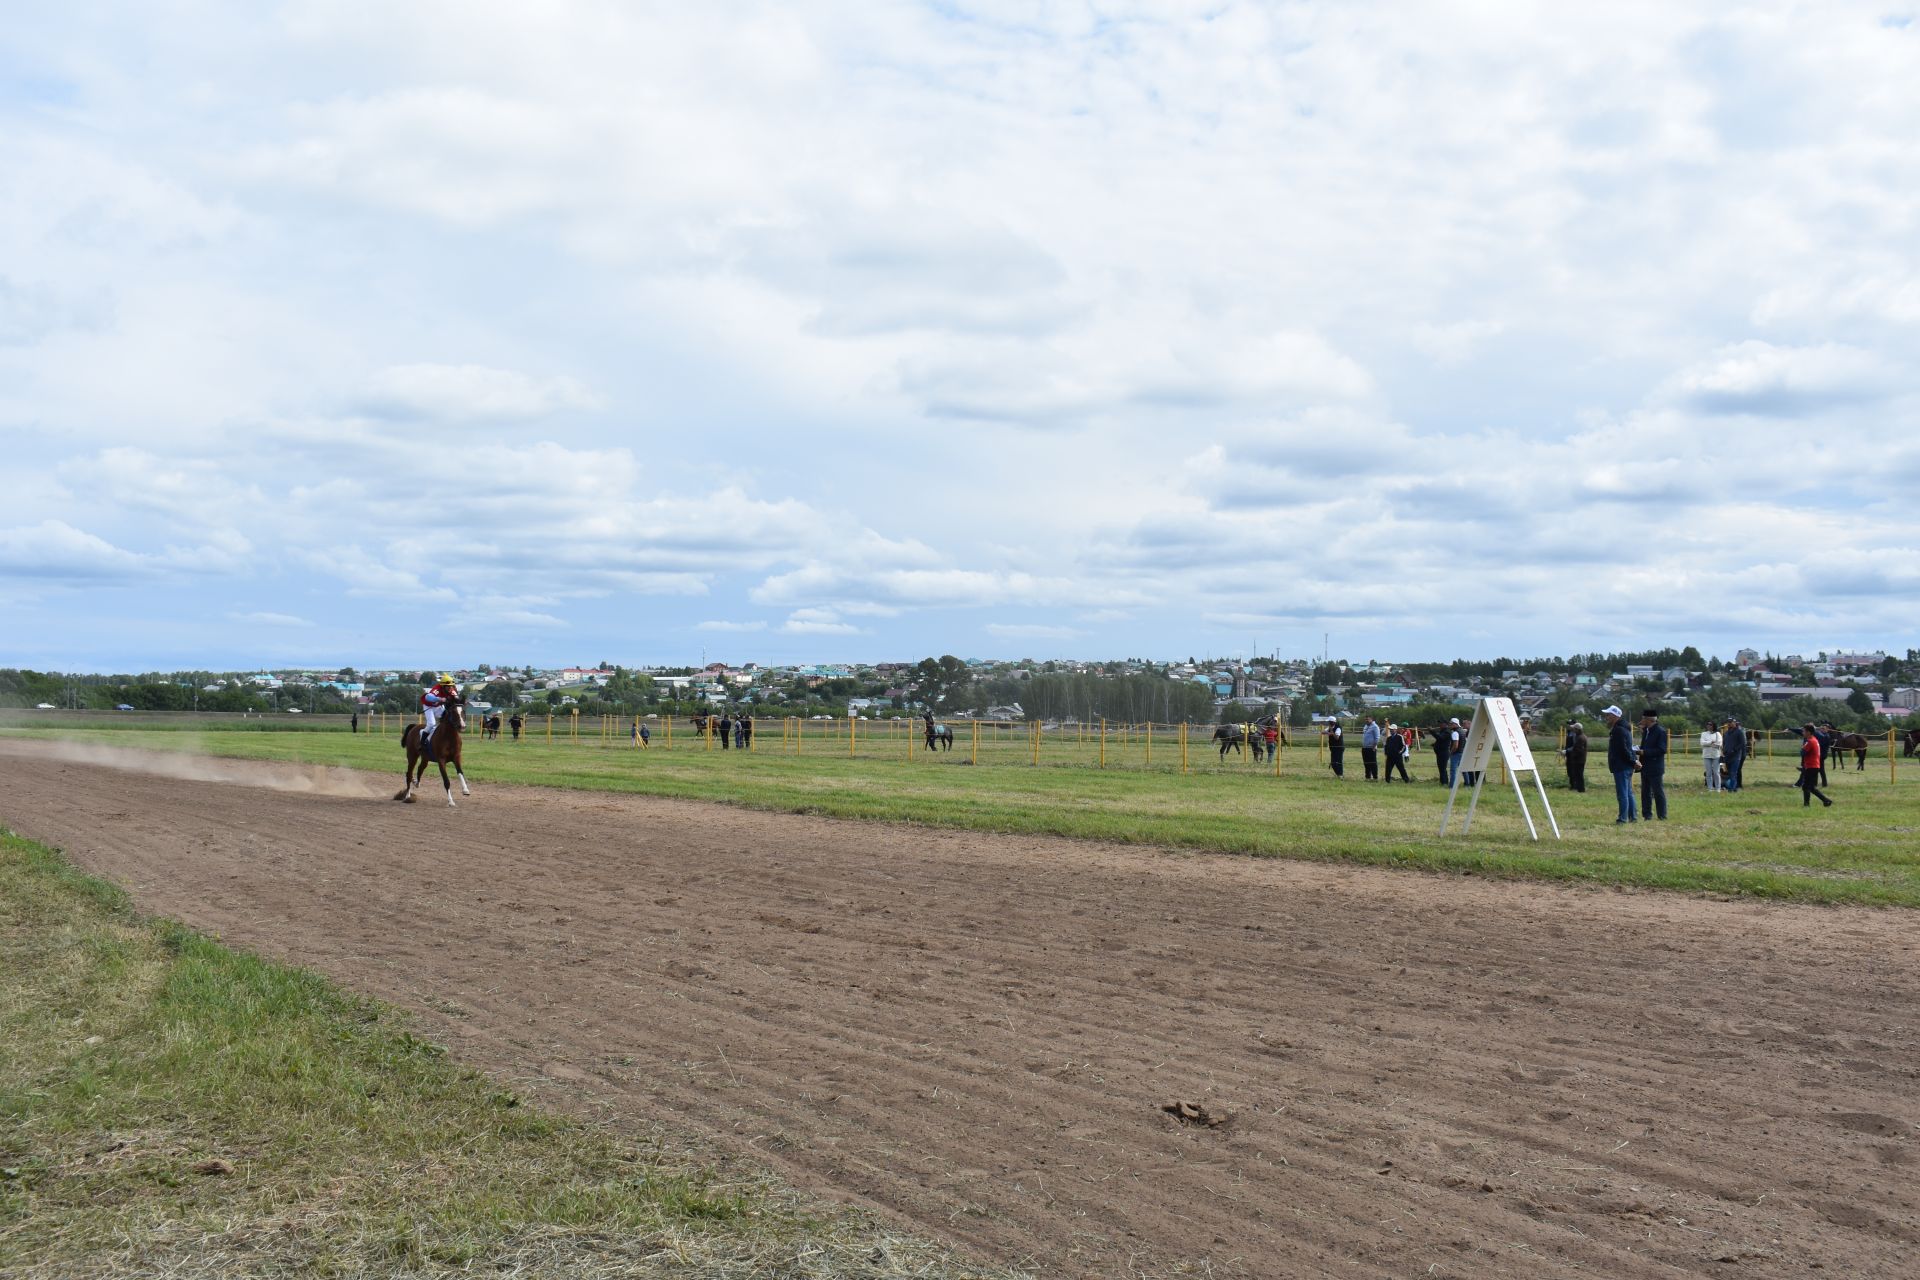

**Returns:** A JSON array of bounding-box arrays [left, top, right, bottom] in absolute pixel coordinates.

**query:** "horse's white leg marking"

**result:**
[[458, 769, 470, 796]]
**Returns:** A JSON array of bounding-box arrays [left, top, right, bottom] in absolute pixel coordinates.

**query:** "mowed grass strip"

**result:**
[[0, 829, 1019, 1280], [6, 725, 1920, 906]]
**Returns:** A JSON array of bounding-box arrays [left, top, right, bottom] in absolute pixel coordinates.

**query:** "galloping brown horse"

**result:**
[[395, 696, 470, 806]]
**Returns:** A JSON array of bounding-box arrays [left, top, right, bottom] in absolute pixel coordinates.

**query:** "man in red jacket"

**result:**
[[1798, 724, 1833, 808]]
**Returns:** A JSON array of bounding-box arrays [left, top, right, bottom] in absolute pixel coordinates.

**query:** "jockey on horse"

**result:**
[[397, 673, 470, 806], [420, 673, 459, 746]]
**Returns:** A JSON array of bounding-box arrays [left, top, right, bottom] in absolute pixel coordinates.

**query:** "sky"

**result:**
[[3, 2, 1918, 673]]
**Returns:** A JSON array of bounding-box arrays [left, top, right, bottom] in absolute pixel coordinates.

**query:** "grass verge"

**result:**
[[0, 828, 1016, 1279]]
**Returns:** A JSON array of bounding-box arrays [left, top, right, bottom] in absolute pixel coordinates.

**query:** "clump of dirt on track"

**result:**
[[3, 744, 1916, 1278]]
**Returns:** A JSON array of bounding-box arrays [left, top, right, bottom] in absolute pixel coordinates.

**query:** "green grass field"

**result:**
[[5, 719, 1917, 907], [0, 828, 1013, 1279]]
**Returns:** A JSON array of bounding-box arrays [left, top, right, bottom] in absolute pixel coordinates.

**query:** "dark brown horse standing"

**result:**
[[395, 697, 470, 806], [1832, 731, 1873, 771], [1904, 727, 1920, 759]]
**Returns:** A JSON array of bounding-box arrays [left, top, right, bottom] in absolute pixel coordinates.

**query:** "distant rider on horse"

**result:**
[[421, 673, 459, 744]]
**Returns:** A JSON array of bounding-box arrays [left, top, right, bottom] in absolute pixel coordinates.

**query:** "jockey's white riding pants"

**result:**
[[424, 706, 442, 736]]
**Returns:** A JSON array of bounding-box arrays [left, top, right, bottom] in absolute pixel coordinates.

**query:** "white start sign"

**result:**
[[1459, 696, 1536, 773], [1440, 696, 1559, 841]]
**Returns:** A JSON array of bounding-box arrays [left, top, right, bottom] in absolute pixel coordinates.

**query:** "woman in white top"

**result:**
[[1699, 720, 1723, 791]]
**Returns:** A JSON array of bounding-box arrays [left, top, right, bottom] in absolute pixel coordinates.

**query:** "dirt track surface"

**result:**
[[4, 745, 1918, 1278]]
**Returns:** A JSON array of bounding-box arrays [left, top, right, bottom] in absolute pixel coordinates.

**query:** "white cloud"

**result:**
[[361, 363, 603, 421], [4, 5, 1920, 664], [0, 520, 149, 580], [696, 619, 767, 632]]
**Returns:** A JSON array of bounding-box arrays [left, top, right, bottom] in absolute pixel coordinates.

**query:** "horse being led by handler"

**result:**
[[396, 686, 471, 807]]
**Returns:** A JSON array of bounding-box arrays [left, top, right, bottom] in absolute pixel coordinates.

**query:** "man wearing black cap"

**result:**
[[1638, 708, 1669, 820]]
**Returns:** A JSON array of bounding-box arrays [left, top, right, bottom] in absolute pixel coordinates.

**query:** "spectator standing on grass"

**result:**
[[1446, 717, 1466, 787], [639, 721, 651, 748], [1360, 716, 1380, 780], [1700, 720, 1723, 792], [717, 712, 732, 750], [1326, 718, 1345, 777], [1798, 723, 1834, 808], [1263, 718, 1279, 759], [1722, 718, 1746, 792], [739, 716, 752, 750], [509, 713, 523, 741], [1603, 705, 1637, 823], [1429, 725, 1451, 783], [1402, 724, 1418, 777], [1383, 721, 1410, 782], [1561, 722, 1588, 793], [1816, 721, 1835, 788], [1638, 708, 1669, 820]]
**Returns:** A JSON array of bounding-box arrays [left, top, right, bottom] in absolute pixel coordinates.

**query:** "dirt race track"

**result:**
[[4, 745, 1918, 1278]]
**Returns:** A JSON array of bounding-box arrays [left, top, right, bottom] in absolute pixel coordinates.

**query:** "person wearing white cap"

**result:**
[[1601, 705, 1637, 823], [1445, 716, 1465, 787]]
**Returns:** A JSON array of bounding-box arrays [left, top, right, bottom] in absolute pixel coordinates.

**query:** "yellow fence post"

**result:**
[[849, 715, 856, 758], [1180, 721, 1189, 775], [1145, 720, 1153, 768], [1099, 717, 1107, 769], [1029, 720, 1039, 766], [971, 719, 979, 765], [545, 713, 552, 740]]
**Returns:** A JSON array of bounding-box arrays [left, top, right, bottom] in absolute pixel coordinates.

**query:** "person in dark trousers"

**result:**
[[1638, 708, 1669, 820], [1360, 716, 1380, 780], [1382, 722, 1410, 782], [1326, 719, 1345, 777], [1447, 717, 1466, 787], [1561, 722, 1588, 793], [739, 716, 752, 749], [1816, 721, 1835, 788], [1798, 723, 1833, 807], [1603, 705, 1637, 823], [1430, 725, 1452, 784], [717, 712, 732, 749], [350, 712, 359, 733], [509, 713, 523, 741], [1722, 718, 1746, 792]]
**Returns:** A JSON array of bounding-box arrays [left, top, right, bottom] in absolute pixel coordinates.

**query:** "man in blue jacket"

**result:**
[[1603, 705, 1637, 823], [1639, 708, 1669, 820], [1721, 717, 1746, 793]]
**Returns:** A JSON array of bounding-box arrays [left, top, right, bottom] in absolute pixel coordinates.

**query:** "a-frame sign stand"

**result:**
[[1439, 696, 1561, 841]]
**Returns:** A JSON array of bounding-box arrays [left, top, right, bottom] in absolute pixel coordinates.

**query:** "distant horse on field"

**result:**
[[396, 696, 469, 806], [1213, 724, 1247, 759], [924, 722, 954, 752], [1904, 727, 1920, 759], [1833, 732, 1873, 771], [483, 714, 501, 740]]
